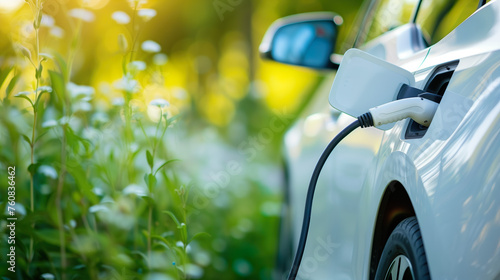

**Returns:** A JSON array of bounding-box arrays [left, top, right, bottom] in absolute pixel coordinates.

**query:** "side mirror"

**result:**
[[259, 12, 343, 70]]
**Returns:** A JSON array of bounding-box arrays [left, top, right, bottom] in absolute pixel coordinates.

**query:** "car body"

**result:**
[[262, 0, 500, 279]]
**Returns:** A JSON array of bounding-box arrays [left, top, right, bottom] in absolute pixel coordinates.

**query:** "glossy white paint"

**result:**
[[284, 1, 500, 279]]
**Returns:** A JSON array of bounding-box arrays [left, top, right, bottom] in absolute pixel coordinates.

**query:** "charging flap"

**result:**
[[329, 49, 415, 128]]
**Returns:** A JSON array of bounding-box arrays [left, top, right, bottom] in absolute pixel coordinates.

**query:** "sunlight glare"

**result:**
[[0, 0, 24, 13]]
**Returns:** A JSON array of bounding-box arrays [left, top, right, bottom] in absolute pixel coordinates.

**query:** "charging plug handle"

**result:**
[[358, 97, 439, 128]]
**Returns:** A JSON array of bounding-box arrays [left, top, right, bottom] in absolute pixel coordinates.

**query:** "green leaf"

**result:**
[[163, 211, 181, 228], [53, 52, 68, 81], [154, 159, 180, 176], [35, 130, 49, 144], [35, 229, 62, 246], [6, 74, 20, 99], [146, 150, 154, 169], [151, 235, 173, 249], [48, 70, 66, 105], [188, 232, 211, 244], [0, 66, 13, 88], [141, 195, 155, 206], [36, 64, 42, 80], [21, 134, 32, 146], [179, 223, 187, 244], [34, 88, 49, 108], [166, 115, 180, 127], [14, 94, 34, 107], [28, 163, 38, 177], [131, 250, 148, 262], [143, 173, 157, 192]]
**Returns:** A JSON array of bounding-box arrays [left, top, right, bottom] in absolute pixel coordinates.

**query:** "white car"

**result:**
[[260, 0, 500, 279]]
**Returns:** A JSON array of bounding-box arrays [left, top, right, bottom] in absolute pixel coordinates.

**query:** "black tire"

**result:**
[[374, 217, 430, 280]]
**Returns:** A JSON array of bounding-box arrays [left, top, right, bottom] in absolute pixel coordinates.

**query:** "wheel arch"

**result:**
[[369, 180, 416, 280]]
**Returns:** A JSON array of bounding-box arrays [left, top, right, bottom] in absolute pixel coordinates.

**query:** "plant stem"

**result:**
[[55, 125, 67, 280], [28, 24, 41, 270], [148, 204, 152, 269]]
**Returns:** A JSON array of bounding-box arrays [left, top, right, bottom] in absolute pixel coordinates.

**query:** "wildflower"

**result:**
[[127, 0, 147, 9], [129, 60, 147, 73], [73, 101, 93, 112], [37, 86, 53, 93], [58, 116, 71, 125], [141, 40, 161, 53], [50, 27, 64, 38], [67, 82, 95, 99], [16, 91, 33, 96], [150, 98, 169, 108], [123, 184, 148, 197], [111, 11, 130, 24], [40, 14, 55, 27], [138, 8, 157, 22], [39, 165, 58, 179], [41, 273, 55, 280], [153, 53, 168, 65], [112, 97, 125, 106], [89, 204, 109, 213], [173, 87, 187, 99], [113, 75, 140, 93], [42, 119, 58, 128], [110, 98, 125, 109], [69, 8, 95, 22]]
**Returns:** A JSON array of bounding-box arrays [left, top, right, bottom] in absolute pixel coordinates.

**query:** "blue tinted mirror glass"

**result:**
[[271, 21, 336, 68]]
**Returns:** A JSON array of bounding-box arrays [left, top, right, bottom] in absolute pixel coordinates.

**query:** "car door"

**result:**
[[282, 0, 491, 279]]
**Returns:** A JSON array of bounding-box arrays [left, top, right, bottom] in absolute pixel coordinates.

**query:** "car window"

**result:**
[[360, 0, 419, 44], [416, 0, 479, 45]]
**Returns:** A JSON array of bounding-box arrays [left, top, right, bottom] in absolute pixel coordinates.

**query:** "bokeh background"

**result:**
[[0, 0, 362, 279]]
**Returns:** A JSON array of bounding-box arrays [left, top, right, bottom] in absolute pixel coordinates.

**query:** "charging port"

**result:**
[[404, 60, 458, 139]]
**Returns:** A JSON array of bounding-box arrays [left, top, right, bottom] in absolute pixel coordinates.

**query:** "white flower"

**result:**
[[185, 264, 204, 279], [67, 82, 95, 99], [150, 98, 169, 108], [127, 0, 147, 9], [50, 26, 64, 38], [92, 186, 104, 196], [39, 165, 58, 179], [41, 14, 55, 27], [112, 97, 125, 106], [16, 91, 33, 96], [112, 11, 130, 24], [59, 116, 71, 125], [73, 101, 93, 112], [37, 86, 53, 93], [129, 60, 147, 72], [138, 8, 156, 21], [69, 8, 95, 22], [153, 53, 168, 65], [141, 40, 161, 53], [173, 87, 187, 99], [89, 204, 109, 213], [123, 184, 148, 197], [42, 119, 58, 128], [69, 219, 77, 228], [113, 76, 140, 93], [92, 112, 109, 124], [41, 273, 55, 280]]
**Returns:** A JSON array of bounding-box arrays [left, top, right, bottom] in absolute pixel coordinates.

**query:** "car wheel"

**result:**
[[374, 217, 430, 280]]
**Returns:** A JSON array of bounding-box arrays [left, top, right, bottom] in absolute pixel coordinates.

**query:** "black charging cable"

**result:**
[[287, 119, 361, 280], [286, 97, 439, 279]]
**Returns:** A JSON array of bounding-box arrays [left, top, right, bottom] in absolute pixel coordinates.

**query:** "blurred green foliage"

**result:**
[[0, 0, 363, 279]]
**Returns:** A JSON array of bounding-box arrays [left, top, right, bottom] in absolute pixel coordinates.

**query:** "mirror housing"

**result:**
[[260, 12, 343, 70]]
